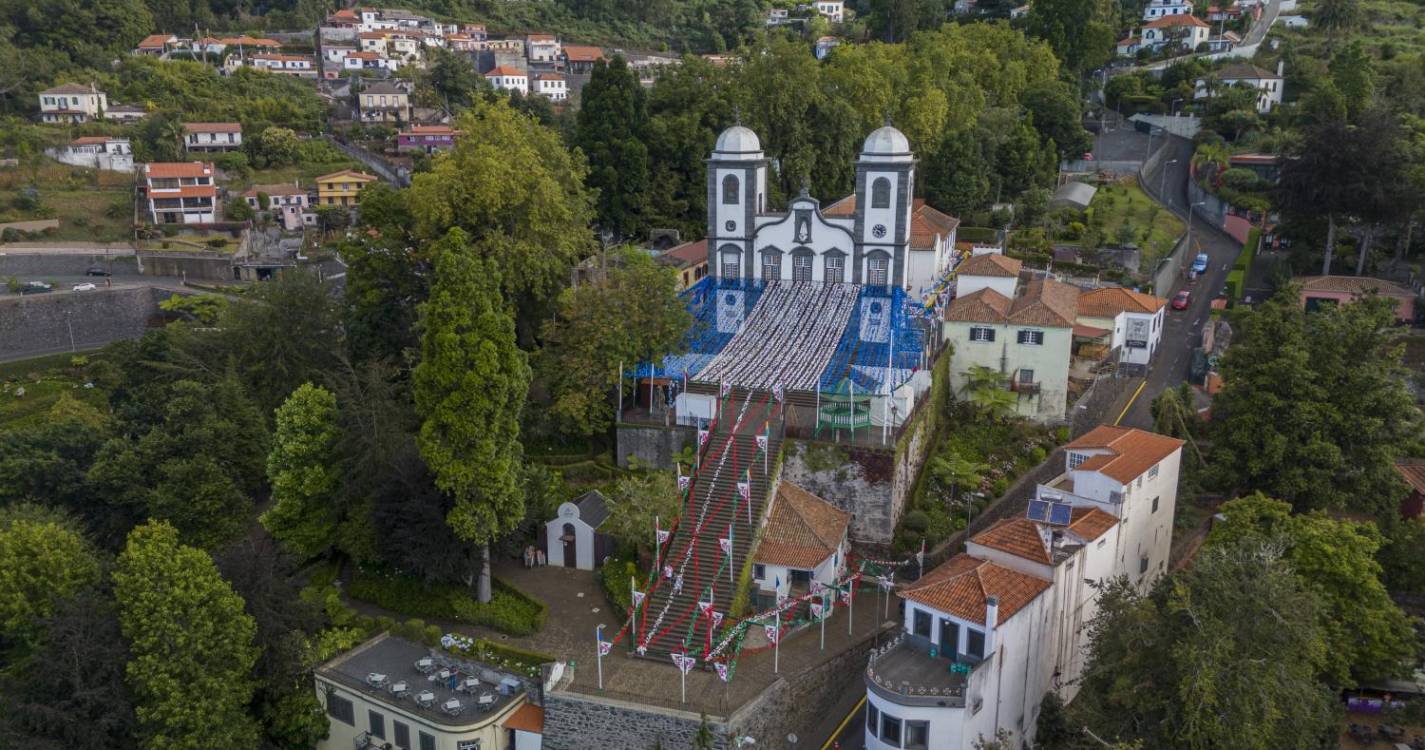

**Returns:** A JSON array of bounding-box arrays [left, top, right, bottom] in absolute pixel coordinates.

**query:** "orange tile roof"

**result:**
[[945, 287, 1012, 323], [403, 125, 455, 135], [137, 34, 175, 48], [1065, 425, 1185, 484], [1297, 275, 1412, 297], [1077, 287, 1167, 317], [220, 35, 280, 46], [822, 194, 855, 216], [1069, 506, 1118, 541], [911, 200, 960, 249], [527, 33, 557, 42], [900, 554, 1050, 626], [536, 73, 566, 81], [1010, 278, 1079, 327], [973, 517, 1051, 564], [1145, 13, 1209, 27], [487, 66, 527, 77], [182, 122, 241, 133], [503, 703, 544, 734], [70, 136, 119, 145], [563, 45, 606, 62], [658, 239, 707, 268], [755, 482, 850, 569], [145, 161, 213, 178], [316, 169, 378, 183], [957, 253, 1022, 278]]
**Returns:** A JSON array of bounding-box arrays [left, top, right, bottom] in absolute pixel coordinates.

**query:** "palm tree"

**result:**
[[1151, 383, 1204, 466], [933, 452, 990, 525], [962, 365, 1016, 419]]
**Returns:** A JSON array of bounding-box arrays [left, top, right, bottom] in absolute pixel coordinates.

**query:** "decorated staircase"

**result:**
[[632, 388, 784, 662]]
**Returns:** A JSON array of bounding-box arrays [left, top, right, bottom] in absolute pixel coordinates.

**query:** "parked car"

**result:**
[[19, 281, 52, 295], [85, 265, 111, 277], [1191, 253, 1209, 274], [72, 282, 97, 292], [1172, 290, 1191, 310]]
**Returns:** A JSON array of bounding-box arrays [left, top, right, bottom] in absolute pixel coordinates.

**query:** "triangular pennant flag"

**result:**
[[699, 599, 713, 616], [715, 661, 730, 682], [755, 432, 768, 453], [697, 428, 709, 448], [764, 623, 779, 644], [718, 534, 732, 557], [711, 611, 724, 628], [811, 601, 824, 619], [840, 586, 853, 605], [736, 478, 750, 501], [631, 590, 645, 607], [677, 474, 691, 492], [657, 529, 671, 545], [598, 640, 612, 656], [772, 383, 785, 402]]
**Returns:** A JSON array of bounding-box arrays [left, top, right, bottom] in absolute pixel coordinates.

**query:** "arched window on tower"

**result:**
[[871, 177, 891, 209], [723, 174, 740, 205]]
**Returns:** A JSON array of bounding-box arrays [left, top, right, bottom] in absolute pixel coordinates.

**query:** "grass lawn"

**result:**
[[0, 353, 110, 430], [141, 232, 240, 254], [0, 162, 133, 242], [1088, 178, 1185, 269], [233, 161, 362, 193]]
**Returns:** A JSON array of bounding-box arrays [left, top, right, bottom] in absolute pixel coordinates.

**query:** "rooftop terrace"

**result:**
[[863, 633, 971, 708]]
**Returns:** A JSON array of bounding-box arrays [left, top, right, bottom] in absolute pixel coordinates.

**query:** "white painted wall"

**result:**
[[955, 274, 1016, 299], [943, 322, 1073, 422], [315, 676, 521, 750], [545, 503, 595, 570]]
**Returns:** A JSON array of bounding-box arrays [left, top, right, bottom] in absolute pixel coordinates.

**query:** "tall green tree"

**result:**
[[1026, 0, 1117, 73], [261, 383, 342, 561], [113, 521, 260, 750], [577, 56, 652, 239], [413, 229, 532, 602], [1208, 494, 1417, 685], [1209, 288, 1419, 515], [407, 101, 595, 324], [0, 504, 101, 639], [536, 249, 691, 436], [1074, 544, 1339, 749]]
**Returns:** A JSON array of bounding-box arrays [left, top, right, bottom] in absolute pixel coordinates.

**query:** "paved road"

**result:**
[[1119, 135, 1242, 429], [1242, 0, 1285, 47]]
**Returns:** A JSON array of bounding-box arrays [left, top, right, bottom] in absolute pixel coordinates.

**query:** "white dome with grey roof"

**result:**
[[859, 125, 913, 163], [713, 124, 764, 157]]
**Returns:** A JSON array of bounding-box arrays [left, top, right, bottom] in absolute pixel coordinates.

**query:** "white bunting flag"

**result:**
[[715, 661, 730, 682], [631, 590, 645, 607], [718, 534, 732, 556], [663, 565, 674, 580], [755, 433, 768, 453], [698, 429, 709, 448], [598, 640, 612, 656], [720, 380, 731, 398], [657, 529, 671, 545], [673, 574, 684, 594], [677, 474, 691, 492], [772, 383, 785, 403], [811, 601, 824, 619], [711, 611, 724, 628], [764, 623, 779, 644]]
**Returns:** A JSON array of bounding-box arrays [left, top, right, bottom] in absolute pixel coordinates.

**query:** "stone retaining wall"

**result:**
[[543, 690, 728, 750], [0, 253, 142, 278], [0, 286, 178, 360]]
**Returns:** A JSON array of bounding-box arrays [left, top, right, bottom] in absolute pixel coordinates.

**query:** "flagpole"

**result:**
[[596, 625, 604, 691], [680, 653, 688, 704], [617, 361, 623, 420], [848, 577, 855, 636], [885, 571, 893, 618], [819, 595, 826, 651], [630, 576, 638, 645], [773, 608, 780, 674], [728, 525, 735, 585]]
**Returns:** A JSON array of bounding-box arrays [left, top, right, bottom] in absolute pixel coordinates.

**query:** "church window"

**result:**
[[722, 174, 740, 205], [871, 177, 891, 209], [867, 257, 889, 286], [761, 251, 781, 282], [792, 253, 813, 282], [721, 250, 740, 280], [824, 255, 844, 284]]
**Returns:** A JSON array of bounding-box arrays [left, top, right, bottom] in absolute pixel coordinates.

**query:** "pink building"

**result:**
[[1297, 275, 1415, 323]]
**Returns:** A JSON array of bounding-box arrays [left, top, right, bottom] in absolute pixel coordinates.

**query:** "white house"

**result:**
[[47, 136, 132, 172], [525, 34, 561, 63], [38, 83, 107, 124], [315, 634, 542, 750], [1116, 35, 1142, 57], [863, 426, 1184, 749], [815, 35, 841, 60], [1142, 0, 1193, 20], [486, 66, 529, 95], [815, 0, 845, 22], [943, 277, 1080, 422], [143, 161, 217, 224], [1074, 287, 1167, 373], [543, 490, 614, 570], [183, 122, 243, 153], [534, 73, 568, 101], [752, 482, 850, 608], [1141, 14, 1211, 51], [235, 53, 318, 77], [244, 183, 311, 231], [105, 104, 149, 123], [952, 251, 1021, 299], [1195, 62, 1285, 114]]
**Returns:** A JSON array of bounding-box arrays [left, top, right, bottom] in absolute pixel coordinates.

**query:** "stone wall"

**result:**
[[615, 423, 695, 469], [138, 253, 235, 281], [779, 431, 929, 547], [543, 690, 729, 750], [0, 252, 142, 278], [725, 624, 889, 747], [0, 286, 177, 360]]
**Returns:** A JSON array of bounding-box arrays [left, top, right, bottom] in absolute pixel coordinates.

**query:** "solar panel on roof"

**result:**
[[1026, 499, 1050, 523], [1048, 502, 1073, 526]]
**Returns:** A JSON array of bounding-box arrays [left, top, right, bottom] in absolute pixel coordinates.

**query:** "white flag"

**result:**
[[672, 653, 695, 674], [598, 640, 612, 656], [714, 661, 730, 682], [657, 529, 671, 545], [711, 611, 724, 628], [698, 428, 709, 448], [772, 383, 785, 402], [718, 535, 732, 556], [636, 644, 647, 656], [764, 623, 779, 644], [840, 586, 853, 605], [737, 479, 750, 501], [673, 574, 684, 594], [677, 474, 691, 492], [811, 601, 824, 619], [663, 565, 674, 579], [699, 599, 713, 616], [631, 590, 645, 607], [720, 380, 731, 398], [755, 433, 768, 453], [878, 574, 893, 591]]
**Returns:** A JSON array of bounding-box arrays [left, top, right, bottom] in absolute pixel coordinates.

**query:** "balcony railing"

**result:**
[[863, 633, 968, 708], [1010, 379, 1040, 395]]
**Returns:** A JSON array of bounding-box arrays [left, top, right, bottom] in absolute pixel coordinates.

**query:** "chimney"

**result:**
[[984, 596, 999, 653], [1276, 59, 1284, 77]]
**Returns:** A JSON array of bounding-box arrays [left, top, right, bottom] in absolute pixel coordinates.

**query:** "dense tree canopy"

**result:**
[[0, 504, 101, 639], [262, 383, 343, 561], [577, 56, 652, 239]]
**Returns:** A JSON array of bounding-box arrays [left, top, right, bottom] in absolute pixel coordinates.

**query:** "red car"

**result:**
[[1172, 290, 1191, 310]]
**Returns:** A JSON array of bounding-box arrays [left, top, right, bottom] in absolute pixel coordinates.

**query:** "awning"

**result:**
[[1072, 324, 1110, 339], [504, 702, 545, 734]]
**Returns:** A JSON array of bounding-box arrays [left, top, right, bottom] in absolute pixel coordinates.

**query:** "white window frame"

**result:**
[[969, 326, 995, 343]]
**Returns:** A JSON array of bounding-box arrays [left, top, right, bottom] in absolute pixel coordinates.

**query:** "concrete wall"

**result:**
[[138, 252, 235, 281], [0, 286, 177, 359], [615, 423, 695, 469], [1150, 234, 1189, 297], [0, 252, 141, 277], [780, 441, 903, 545], [1187, 177, 1254, 245]]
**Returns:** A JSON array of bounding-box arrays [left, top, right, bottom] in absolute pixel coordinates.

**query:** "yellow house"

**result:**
[[316, 169, 379, 207]]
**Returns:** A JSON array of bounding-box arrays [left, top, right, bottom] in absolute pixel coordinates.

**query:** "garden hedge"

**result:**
[[347, 569, 548, 636]]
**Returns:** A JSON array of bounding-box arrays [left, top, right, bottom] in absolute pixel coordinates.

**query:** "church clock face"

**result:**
[[872, 224, 887, 238], [725, 220, 736, 232]]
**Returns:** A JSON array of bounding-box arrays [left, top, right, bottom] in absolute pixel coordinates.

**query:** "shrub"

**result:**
[[991, 477, 1010, 496], [1225, 269, 1244, 301], [958, 226, 1000, 244], [600, 556, 637, 613], [346, 569, 547, 636], [902, 509, 930, 533]]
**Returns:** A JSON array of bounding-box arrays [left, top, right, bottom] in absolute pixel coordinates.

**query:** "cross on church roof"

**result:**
[[799, 174, 811, 197]]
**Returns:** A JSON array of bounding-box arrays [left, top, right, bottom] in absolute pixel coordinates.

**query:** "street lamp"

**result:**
[[1160, 159, 1179, 202], [1186, 199, 1207, 255]]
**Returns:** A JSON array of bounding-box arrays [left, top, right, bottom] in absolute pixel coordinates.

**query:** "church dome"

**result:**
[[713, 125, 763, 156], [860, 125, 913, 162]]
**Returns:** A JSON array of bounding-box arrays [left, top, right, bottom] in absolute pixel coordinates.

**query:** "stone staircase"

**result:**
[[636, 389, 783, 660]]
